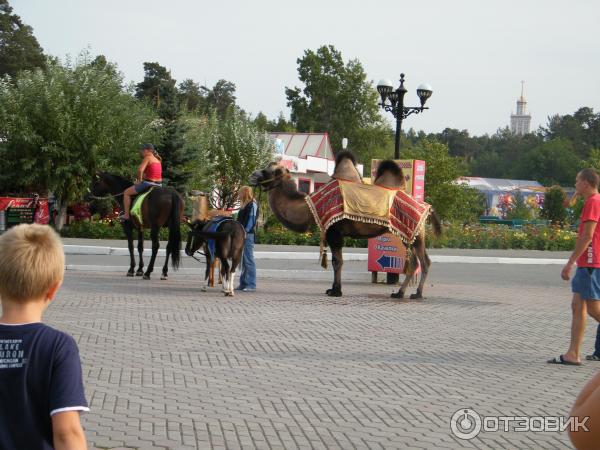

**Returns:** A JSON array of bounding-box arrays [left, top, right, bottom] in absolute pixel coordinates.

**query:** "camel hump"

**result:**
[[333, 150, 362, 183], [373, 160, 405, 189], [335, 150, 357, 167]]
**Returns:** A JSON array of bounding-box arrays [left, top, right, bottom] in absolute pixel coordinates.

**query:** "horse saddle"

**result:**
[[131, 187, 155, 226], [202, 216, 235, 260]]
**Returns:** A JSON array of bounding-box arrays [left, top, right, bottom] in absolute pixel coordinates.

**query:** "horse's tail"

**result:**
[[169, 191, 182, 270], [429, 208, 442, 238]]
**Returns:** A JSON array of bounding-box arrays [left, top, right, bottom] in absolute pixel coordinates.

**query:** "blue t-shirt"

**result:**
[[0, 322, 88, 450]]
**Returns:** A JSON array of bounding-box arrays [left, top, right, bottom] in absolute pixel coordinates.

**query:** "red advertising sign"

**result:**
[[367, 233, 406, 273], [0, 197, 50, 225]]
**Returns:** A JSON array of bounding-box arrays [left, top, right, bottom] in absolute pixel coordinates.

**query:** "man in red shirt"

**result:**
[[549, 168, 600, 365]]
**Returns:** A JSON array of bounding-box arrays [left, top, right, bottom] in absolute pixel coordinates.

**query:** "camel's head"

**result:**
[[249, 162, 289, 190]]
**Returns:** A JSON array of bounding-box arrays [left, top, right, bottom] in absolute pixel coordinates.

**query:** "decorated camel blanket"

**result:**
[[306, 180, 431, 244]]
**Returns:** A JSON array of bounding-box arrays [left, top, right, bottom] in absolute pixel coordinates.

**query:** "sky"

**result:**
[[10, 0, 600, 138]]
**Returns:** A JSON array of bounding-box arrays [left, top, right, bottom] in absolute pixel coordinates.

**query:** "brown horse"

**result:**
[[249, 156, 441, 299], [185, 218, 245, 296], [90, 173, 183, 280]]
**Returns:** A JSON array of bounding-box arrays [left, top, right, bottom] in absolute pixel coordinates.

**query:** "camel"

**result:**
[[249, 154, 441, 299]]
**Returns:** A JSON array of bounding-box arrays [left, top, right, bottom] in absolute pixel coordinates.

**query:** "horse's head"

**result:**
[[249, 162, 289, 191], [87, 172, 110, 200], [185, 220, 207, 256]]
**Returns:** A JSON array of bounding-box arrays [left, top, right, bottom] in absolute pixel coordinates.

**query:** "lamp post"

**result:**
[[377, 74, 432, 159]]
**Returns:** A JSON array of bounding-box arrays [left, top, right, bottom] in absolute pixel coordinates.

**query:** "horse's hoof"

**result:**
[[409, 293, 424, 300], [201, 287, 208, 292], [126, 272, 134, 277], [136, 270, 144, 277], [391, 291, 405, 299], [160, 275, 168, 280], [326, 289, 342, 297], [143, 274, 151, 280]]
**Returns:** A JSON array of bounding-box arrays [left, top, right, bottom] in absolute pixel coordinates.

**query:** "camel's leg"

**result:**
[[392, 250, 414, 299], [136, 229, 144, 276], [325, 229, 343, 297], [410, 235, 430, 300]]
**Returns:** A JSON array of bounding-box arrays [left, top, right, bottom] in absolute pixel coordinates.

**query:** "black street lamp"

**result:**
[[377, 74, 432, 159]]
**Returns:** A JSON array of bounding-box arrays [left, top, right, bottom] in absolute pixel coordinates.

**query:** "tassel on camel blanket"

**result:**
[[320, 236, 328, 269]]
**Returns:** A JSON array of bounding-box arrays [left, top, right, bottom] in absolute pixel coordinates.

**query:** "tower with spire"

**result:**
[[510, 81, 531, 135]]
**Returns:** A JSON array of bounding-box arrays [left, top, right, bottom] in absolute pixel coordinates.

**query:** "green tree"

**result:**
[[285, 45, 390, 162], [205, 79, 237, 117], [543, 107, 600, 158], [135, 62, 179, 117], [540, 185, 567, 225], [185, 109, 274, 209], [0, 54, 159, 228], [0, 0, 45, 78], [178, 78, 205, 113], [402, 139, 484, 222], [512, 138, 581, 186]]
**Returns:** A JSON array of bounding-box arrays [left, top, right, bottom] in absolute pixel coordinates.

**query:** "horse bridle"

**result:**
[[87, 192, 125, 200], [186, 228, 207, 263]]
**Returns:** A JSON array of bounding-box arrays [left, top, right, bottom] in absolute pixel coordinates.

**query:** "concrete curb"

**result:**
[[64, 265, 371, 281], [63, 245, 567, 265]]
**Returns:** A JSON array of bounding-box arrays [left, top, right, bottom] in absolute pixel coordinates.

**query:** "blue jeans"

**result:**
[[238, 234, 256, 289]]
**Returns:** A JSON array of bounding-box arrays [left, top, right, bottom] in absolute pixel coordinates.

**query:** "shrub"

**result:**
[[540, 185, 567, 225]]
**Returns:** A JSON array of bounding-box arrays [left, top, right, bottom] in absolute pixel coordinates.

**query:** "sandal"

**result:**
[[547, 355, 582, 366], [585, 354, 600, 361]]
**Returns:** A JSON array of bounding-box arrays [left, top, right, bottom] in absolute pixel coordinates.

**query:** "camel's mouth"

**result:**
[[248, 170, 262, 187]]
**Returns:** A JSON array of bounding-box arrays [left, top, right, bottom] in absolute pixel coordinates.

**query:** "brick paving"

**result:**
[[42, 270, 597, 449]]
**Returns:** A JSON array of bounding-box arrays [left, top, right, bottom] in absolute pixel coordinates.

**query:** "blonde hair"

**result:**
[[0, 224, 64, 302], [238, 186, 254, 207]]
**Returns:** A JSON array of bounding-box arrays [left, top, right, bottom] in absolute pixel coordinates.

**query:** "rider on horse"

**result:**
[[120, 143, 163, 221]]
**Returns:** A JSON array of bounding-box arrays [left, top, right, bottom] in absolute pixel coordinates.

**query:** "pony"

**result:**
[[185, 218, 245, 296]]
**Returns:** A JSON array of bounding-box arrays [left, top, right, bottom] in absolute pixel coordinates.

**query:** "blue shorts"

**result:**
[[572, 267, 600, 300], [134, 181, 162, 194]]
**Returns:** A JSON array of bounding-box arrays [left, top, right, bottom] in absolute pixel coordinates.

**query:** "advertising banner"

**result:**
[[0, 197, 50, 226]]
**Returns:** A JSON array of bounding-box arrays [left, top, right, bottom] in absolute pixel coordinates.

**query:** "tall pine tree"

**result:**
[[0, 0, 46, 78]]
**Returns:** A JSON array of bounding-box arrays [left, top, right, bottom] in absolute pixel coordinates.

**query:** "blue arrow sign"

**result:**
[[377, 254, 401, 270]]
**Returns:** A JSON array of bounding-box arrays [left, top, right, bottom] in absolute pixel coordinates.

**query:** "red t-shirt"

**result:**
[[577, 193, 600, 268]]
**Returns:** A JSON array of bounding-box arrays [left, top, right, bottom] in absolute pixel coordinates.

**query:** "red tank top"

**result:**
[[144, 162, 162, 180]]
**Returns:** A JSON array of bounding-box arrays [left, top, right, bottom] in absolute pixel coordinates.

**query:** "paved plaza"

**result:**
[[43, 262, 597, 450]]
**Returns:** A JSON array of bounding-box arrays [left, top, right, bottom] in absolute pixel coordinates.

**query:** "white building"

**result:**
[[268, 132, 364, 194], [510, 81, 532, 135]]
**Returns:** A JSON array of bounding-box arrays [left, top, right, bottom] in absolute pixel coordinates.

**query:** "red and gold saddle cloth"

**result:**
[[306, 180, 431, 244]]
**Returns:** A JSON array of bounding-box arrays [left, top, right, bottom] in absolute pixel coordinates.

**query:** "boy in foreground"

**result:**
[[0, 224, 88, 449]]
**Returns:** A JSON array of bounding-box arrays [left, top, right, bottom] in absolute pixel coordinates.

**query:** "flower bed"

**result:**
[[430, 223, 576, 251], [59, 221, 576, 251]]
